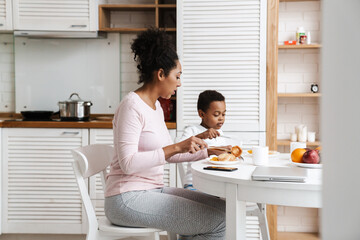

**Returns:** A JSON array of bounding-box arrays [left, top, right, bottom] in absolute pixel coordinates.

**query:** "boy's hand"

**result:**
[[177, 136, 208, 154], [207, 145, 232, 156], [196, 128, 220, 140]]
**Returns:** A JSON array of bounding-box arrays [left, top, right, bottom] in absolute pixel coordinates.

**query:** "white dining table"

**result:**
[[191, 155, 322, 240]]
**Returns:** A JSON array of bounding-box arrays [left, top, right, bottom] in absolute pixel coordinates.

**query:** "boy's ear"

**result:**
[[198, 109, 205, 119]]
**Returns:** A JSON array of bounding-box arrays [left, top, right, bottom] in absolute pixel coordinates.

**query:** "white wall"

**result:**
[[321, 1, 360, 239], [120, 33, 140, 99], [0, 34, 15, 112], [277, 1, 321, 232]]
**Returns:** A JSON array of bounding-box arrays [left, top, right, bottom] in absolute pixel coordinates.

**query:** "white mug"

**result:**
[[252, 146, 269, 166], [290, 142, 306, 154]]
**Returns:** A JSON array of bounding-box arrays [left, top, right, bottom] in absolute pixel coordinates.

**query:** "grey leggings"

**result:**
[[104, 187, 226, 240]]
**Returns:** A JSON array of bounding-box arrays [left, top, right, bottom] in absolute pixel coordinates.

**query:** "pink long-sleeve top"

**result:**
[[105, 92, 208, 197]]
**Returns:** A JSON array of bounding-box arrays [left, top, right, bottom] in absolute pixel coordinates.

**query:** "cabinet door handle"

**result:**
[[62, 131, 80, 135], [70, 25, 87, 28]]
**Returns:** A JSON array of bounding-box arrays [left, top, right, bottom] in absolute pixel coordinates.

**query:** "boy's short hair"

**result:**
[[197, 90, 225, 112]]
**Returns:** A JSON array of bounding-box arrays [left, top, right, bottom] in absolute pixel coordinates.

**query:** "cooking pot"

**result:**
[[58, 93, 92, 121]]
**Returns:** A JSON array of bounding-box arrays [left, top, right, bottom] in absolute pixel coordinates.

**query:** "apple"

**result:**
[[302, 150, 320, 164]]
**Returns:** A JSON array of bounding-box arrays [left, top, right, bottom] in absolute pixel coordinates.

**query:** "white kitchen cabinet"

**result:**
[[1, 128, 88, 234], [0, 0, 12, 31], [89, 129, 177, 219], [12, 0, 98, 31], [176, 0, 267, 133]]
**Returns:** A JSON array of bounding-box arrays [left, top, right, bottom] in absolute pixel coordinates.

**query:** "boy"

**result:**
[[179, 90, 231, 189]]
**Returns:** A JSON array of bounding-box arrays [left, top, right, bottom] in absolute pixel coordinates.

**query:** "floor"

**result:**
[[278, 232, 320, 240], [0, 232, 320, 240]]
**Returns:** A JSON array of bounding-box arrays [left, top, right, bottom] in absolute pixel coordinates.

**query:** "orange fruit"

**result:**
[[248, 150, 252, 154], [291, 148, 307, 163]]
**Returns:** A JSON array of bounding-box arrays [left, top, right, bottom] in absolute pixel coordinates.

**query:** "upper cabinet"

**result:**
[[0, 0, 13, 31], [99, 0, 176, 33], [12, 0, 98, 31]]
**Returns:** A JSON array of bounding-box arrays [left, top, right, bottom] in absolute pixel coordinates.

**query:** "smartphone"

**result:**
[[203, 166, 238, 172]]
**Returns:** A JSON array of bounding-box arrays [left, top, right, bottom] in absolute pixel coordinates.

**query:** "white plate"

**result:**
[[207, 156, 241, 165], [244, 150, 280, 158], [291, 161, 322, 169]]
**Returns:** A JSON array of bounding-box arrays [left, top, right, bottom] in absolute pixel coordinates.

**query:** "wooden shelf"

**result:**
[[100, 28, 175, 33], [280, 0, 319, 2], [277, 140, 320, 146], [278, 93, 321, 97], [100, 4, 156, 10], [166, 122, 176, 129], [99, 4, 176, 33], [278, 44, 321, 49], [158, 4, 176, 8]]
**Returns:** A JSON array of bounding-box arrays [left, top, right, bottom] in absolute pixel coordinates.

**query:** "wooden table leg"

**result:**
[[226, 183, 246, 240], [267, 205, 278, 240]]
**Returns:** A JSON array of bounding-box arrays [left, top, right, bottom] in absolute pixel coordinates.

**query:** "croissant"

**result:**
[[218, 153, 236, 162], [231, 146, 242, 157]]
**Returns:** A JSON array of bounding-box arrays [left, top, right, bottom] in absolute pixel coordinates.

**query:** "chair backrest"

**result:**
[[72, 144, 114, 179], [71, 144, 114, 232]]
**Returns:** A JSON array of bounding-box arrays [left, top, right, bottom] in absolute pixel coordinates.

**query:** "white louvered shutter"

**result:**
[[88, 129, 177, 219], [177, 0, 267, 132], [13, 0, 97, 31], [2, 128, 88, 234], [0, 0, 12, 30]]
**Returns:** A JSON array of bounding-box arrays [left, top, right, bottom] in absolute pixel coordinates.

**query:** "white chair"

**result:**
[[178, 162, 270, 240], [72, 144, 177, 240]]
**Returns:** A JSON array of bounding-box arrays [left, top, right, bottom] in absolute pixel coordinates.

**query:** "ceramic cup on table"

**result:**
[[252, 146, 269, 166]]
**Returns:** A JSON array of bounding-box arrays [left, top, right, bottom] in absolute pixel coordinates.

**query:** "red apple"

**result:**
[[302, 150, 320, 164]]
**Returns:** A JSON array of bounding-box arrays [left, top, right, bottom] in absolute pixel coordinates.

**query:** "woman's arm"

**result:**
[[163, 136, 208, 163]]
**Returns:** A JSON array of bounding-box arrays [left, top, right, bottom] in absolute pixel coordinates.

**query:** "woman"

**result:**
[[104, 28, 226, 239]]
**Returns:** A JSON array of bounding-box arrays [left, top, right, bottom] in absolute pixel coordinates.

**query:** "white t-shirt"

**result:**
[[179, 125, 229, 186]]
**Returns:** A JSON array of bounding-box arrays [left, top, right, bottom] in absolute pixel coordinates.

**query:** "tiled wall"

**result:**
[[277, 1, 321, 233], [120, 33, 140, 99], [0, 34, 15, 112]]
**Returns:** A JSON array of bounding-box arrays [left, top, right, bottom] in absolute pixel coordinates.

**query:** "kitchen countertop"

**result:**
[[0, 118, 177, 129]]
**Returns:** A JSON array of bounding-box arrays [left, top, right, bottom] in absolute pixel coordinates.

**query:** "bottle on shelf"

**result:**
[[296, 27, 306, 44]]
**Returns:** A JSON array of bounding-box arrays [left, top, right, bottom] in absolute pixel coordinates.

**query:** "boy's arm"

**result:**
[[196, 128, 220, 140]]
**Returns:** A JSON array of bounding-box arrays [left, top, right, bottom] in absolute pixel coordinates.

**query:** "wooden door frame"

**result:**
[[266, 0, 279, 239]]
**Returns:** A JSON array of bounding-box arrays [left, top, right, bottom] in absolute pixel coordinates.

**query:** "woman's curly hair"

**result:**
[[131, 28, 178, 84]]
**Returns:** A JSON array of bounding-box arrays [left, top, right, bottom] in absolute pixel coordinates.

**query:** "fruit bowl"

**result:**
[[291, 161, 322, 169]]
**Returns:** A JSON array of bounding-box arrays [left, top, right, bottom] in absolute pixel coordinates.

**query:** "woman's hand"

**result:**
[[177, 136, 208, 154], [163, 136, 208, 159], [196, 128, 220, 140], [207, 145, 232, 156]]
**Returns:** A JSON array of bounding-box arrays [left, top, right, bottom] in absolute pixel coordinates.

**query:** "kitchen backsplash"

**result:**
[[0, 34, 15, 112], [120, 33, 140, 99]]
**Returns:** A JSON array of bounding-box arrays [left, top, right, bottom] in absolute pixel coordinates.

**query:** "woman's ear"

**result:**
[[157, 68, 165, 81]]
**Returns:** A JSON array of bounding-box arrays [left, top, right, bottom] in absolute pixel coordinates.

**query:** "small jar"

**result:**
[[298, 126, 307, 142]]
